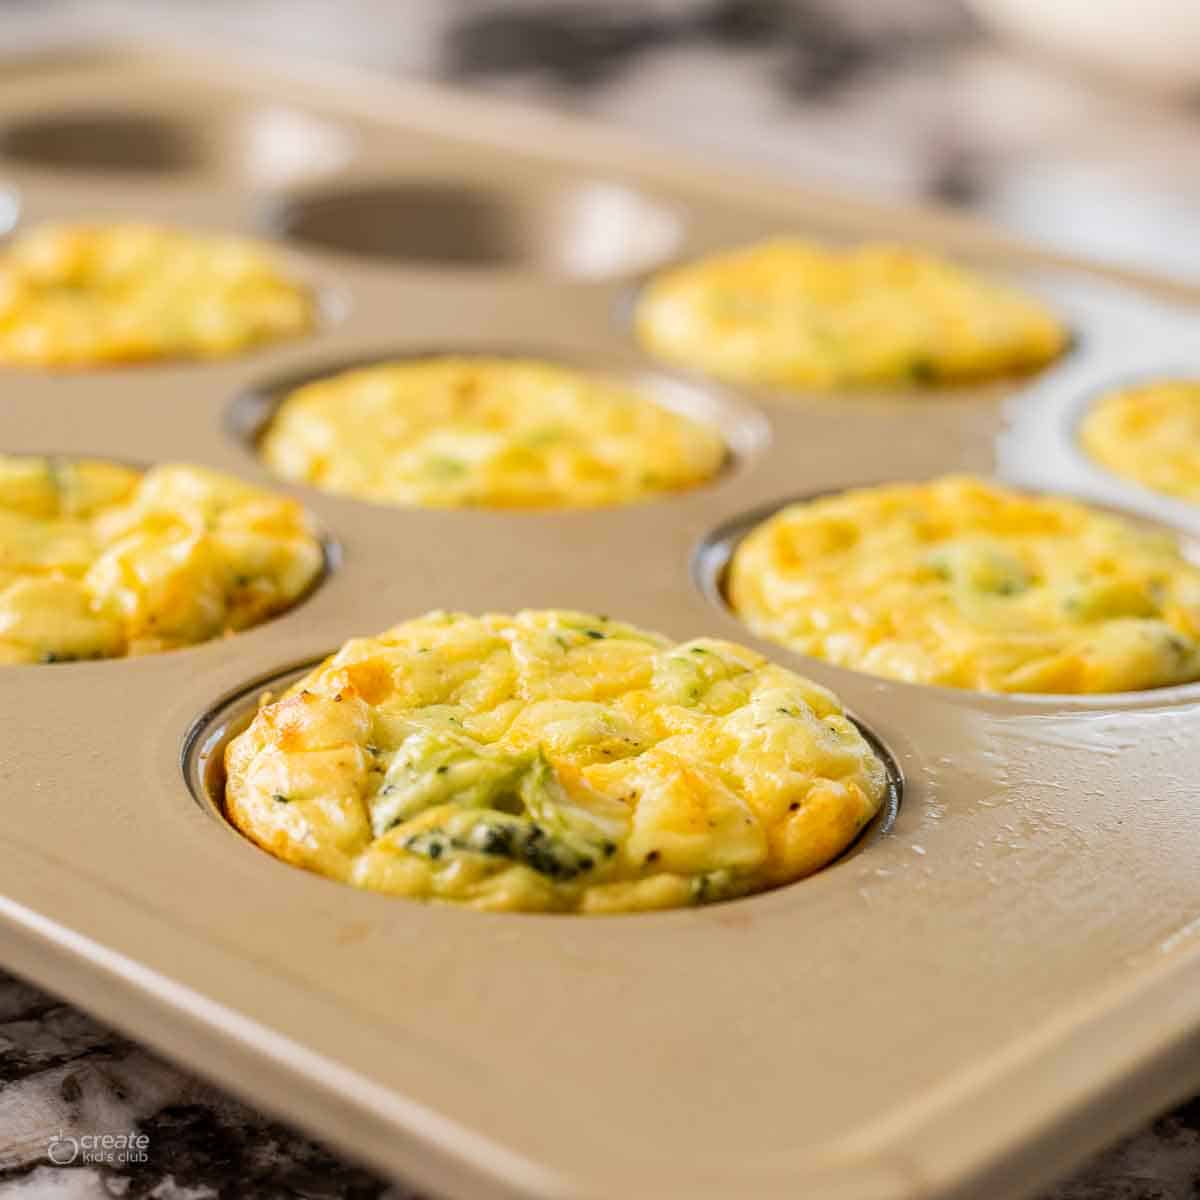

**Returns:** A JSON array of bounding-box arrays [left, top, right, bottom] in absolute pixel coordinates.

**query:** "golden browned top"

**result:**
[[728, 475, 1200, 694], [224, 610, 888, 913], [0, 222, 315, 367], [635, 239, 1068, 390], [0, 456, 323, 663], [259, 357, 727, 509]]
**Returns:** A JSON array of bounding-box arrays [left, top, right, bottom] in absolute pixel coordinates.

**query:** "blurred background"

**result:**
[[5, 0, 1200, 281]]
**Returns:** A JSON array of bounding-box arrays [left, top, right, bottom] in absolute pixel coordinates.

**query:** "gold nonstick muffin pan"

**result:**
[[3, 40, 1200, 1200]]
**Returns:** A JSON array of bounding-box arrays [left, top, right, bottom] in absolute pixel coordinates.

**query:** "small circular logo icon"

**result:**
[[47, 1134, 79, 1165]]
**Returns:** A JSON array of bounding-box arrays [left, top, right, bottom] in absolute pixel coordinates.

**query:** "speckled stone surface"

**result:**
[[0, 969, 417, 1198], [2, 3, 1200, 1197]]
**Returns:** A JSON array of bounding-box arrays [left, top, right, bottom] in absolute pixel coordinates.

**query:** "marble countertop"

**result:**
[[3, 3, 1200, 1198]]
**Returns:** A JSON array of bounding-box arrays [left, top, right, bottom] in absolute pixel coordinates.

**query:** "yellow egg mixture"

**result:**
[[224, 610, 889, 913], [635, 239, 1068, 390], [1081, 380, 1200, 503], [728, 476, 1200, 694], [0, 222, 315, 367], [0, 456, 323, 663], [259, 357, 727, 509]]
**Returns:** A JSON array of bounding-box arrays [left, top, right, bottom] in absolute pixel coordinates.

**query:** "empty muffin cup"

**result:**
[[269, 179, 682, 279], [0, 109, 200, 173]]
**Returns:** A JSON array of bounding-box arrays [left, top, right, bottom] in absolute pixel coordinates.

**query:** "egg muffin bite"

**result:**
[[258, 357, 727, 509], [635, 239, 1068, 391], [223, 610, 889, 913], [728, 476, 1200, 694], [0, 456, 323, 663], [0, 222, 315, 367], [1081, 380, 1200, 503]]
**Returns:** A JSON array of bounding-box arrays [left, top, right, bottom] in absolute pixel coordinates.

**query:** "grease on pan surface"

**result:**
[[223, 610, 888, 913], [635, 239, 1068, 390], [1081, 380, 1200, 503], [0, 223, 315, 367], [0, 456, 323, 663], [728, 476, 1200, 694], [258, 357, 727, 508]]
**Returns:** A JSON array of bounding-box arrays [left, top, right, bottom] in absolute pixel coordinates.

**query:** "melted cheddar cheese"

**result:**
[[224, 610, 888, 913], [0, 222, 314, 367], [728, 476, 1200, 694], [635, 239, 1068, 390], [0, 456, 323, 663], [1081, 380, 1200, 503], [258, 357, 726, 509]]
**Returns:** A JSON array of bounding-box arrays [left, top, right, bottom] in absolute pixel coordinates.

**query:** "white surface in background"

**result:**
[[967, 0, 1200, 92], [1, 1, 1200, 282]]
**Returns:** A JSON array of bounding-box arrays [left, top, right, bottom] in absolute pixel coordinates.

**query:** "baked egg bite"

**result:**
[[0, 456, 323, 663], [634, 238, 1068, 391], [258, 356, 727, 509], [223, 609, 889, 913], [727, 475, 1200, 694], [1080, 380, 1200, 503], [0, 222, 314, 367]]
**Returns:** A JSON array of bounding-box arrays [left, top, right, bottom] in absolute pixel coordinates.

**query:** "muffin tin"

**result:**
[[3, 41, 1200, 1200]]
